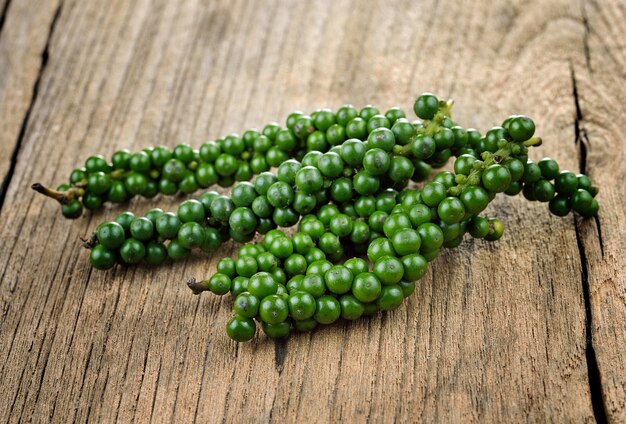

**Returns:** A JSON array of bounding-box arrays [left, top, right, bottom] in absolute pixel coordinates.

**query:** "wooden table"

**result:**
[[1, 0, 624, 422]]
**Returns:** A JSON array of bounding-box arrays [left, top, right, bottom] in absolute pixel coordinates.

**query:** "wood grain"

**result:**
[[0, 0, 61, 204], [573, 0, 626, 421], [0, 0, 624, 422]]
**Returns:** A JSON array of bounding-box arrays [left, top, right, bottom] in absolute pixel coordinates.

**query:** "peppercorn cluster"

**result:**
[[33, 93, 600, 342]]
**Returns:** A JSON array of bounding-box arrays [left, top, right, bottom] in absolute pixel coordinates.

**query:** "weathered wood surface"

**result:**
[[0, 0, 624, 422], [0, 0, 61, 205]]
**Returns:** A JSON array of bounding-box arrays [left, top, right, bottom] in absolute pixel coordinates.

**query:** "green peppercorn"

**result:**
[[248, 272, 278, 299], [288, 291, 317, 320], [375, 285, 404, 311], [226, 315, 256, 342], [120, 238, 145, 264], [373, 256, 404, 285], [508, 116, 535, 142], [90, 245, 117, 270], [314, 295, 341, 324], [130, 217, 154, 241], [482, 165, 512, 193]]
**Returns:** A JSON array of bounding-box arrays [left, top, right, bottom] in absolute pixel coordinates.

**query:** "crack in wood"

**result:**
[[571, 65, 588, 175], [570, 64, 604, 257], [580, 0, 593, 73], [0, 2, 63, 212], [593, 215, 604, 257], [0, 0, 12, 41], [571, 65, 608, 424], [575, 225, 608, 424]]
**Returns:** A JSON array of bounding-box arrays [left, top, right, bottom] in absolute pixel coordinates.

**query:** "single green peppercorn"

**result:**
[[97, 221, 126, 249], [314, 295, 341, 324], [288, 291, 317, 320], [178, 222, 205, 249], [421, 182, 446, 207], [417, 223, 444, 253], [484, 218, 505, 241], [248, 272, 279, 299], [234, 293, 260, 318], [231, 182, 257, 207], [522, 160, 542, 184], [391, 228, 421, 256], [555, 171, 578, 195], [352, 272, 382, 303], [167, 239, 191, 261], [229, 207, 257, 235], [217, 257, 236, 278], [226, 315, 256, 342], [120, 238, 146, 264], [301, 274, 326, 298], [400, 254, 428, 281], [482, 165, 512, 193], [115, 212, 136, 234], [353, 171, 380, 196], [538, 158, 559, 180], [453, 155, 477, 176], [508, 116, 535, 142], [532, 179, 556, 202], [259, 295, 289, 324], [326, 124, 346, 146], [398, 280, 416, 298], [209, 273, 232, 295], [82, 192, 103, 210], [262, 321, 291, 339], [367, 128, 395, 152], [85, 155, 109, 173], [413, 93, 439, 120], [284, 254, 307, 276], [210, 196, 235, 223], [336, 105, 358, 126], [90, 245, 117, 270], [367, 114, 392, 133], [437, 197, 466, 225], [570, 189, 594, 214], [382, 213, 412, 238], [267, 181, 294, 208], [459, 186, 489, 215], [158, 179, 177, 196], [145, 242, 167, 266], [377, 285, 404, 311], [268, 237, 293, 259], [324, 265, 353, 294], [130, 217, 154, 241], [549, 196, 571, 216], [338, 294, 364, 320], [360, 105, 380, 122], [156, 212, 181, 239], [60, 200, 83, 219], [111, 150, 131, 170], [235, 255, 258, 278], [255, 252, 277, 273], [340, 139, 366, 167]]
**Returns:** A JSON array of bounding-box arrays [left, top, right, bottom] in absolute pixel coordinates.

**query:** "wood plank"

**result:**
[[0, 0, 622, 422], [0, 0, 62, 206], [573, 0, 626, 421]]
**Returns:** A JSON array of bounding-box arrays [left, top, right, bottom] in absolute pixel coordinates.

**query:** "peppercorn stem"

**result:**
[[31, 183, 83, 205], [449, 144, 514, 196], [392, 143, 413, 156], [393, 105, 451, 156], [110, 169, 127, 180], [186, 277, 209, 295], [523, 136, 542, 147]]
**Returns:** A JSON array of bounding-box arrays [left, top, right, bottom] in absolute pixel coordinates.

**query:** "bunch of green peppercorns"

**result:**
[[33, 93, 599, 342]]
